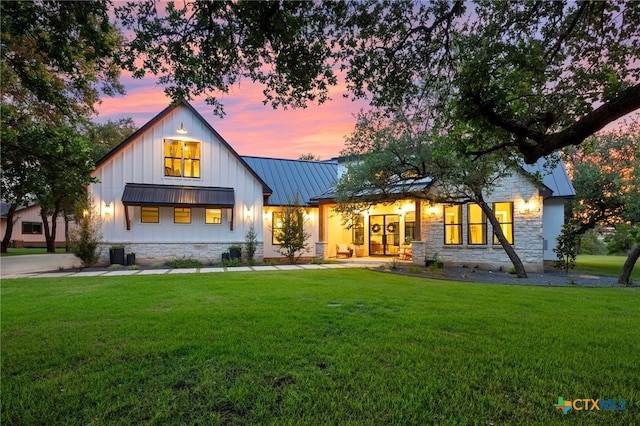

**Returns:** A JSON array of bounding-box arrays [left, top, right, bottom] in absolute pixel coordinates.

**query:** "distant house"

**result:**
[[89, 100, 574, 271], [0, 202, 68, 248]]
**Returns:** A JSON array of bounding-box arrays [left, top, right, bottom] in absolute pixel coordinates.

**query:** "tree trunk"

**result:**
[[618, 242, 640, 285], [1, 204, 18, 253], [40, 201, 61, 253], [478, 200, 528, 278]]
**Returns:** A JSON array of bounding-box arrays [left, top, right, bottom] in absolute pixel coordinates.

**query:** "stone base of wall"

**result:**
[[315, 242, 329, 260], [98, 242, 264, 266], [435, 246, 543, 273], [411, 241, 426, 265]]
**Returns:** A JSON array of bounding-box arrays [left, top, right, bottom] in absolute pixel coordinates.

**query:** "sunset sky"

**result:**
[[95, 73, 369, 161]]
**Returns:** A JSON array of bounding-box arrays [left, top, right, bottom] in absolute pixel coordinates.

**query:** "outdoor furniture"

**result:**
[[398, 244, 412, 260], [336, 243, 352, 258]]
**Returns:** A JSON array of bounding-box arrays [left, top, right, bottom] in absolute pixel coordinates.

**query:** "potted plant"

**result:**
[[353, 236, 364, 257], [109, 245, 125, 265], [229, 245, 242, 260]]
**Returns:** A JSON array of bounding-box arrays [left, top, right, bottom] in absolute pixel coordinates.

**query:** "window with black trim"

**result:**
[[405, 211, 415, 242], [467, 204, 487, 245], [164, 139, 201, 178], [352, 214, 364, 245], [444, 205, 462, 245], [272, 212, 284, 244], [22, 222, 42, 234], [206, 208, 222, 224], [141, 207, 159, 223], [174, 207, 191, 224], [493, 202, 514, 244]]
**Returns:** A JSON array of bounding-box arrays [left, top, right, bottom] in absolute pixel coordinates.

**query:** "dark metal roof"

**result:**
[[95, 100, 272, 196], [122, 183, 235, 207], [521, 156, 576, 198], [241, 156, 337, 206]]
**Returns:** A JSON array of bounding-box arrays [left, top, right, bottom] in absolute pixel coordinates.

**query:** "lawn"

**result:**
[[575, 254, 640, 280], [2, 269, 638, 425], [0, 247, 67, 257]]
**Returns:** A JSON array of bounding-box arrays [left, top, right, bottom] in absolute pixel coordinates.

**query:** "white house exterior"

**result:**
[[89, 100, 574, 272], [90, 101, 271, 264]]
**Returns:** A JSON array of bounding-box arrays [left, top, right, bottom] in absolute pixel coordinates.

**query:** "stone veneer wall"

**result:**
[[99, 242, 264, 266], [420, 173, 544, 272], [315, 242, 329, 260]]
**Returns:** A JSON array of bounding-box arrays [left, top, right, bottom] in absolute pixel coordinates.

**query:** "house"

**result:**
[[90, 100, 272, 264], [310, 156, 575, 272], [0, 201, 68, 248], [90, 100, 574, 272]]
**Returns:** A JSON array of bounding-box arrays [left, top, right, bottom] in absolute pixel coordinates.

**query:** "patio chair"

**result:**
[[336, 243, 352, 258]]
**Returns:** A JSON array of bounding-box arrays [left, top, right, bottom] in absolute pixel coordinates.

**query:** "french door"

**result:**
[[369, 214, 400, 256]]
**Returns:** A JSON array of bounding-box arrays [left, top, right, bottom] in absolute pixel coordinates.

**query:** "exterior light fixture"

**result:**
[[177, 123, 187, 134], [519, 198, 540, 214], [82, 209, 89, 218], [103, 203, 112, 217], [245, 206, 253, 222]]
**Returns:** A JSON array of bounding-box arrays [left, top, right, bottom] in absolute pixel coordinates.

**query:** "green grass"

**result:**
[[0, 247, 67, 256], [2, 270, 638, 425], [575, 254, 640, 280]]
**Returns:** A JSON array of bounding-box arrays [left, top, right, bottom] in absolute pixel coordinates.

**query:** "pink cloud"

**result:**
[[95, 73, 367, 160]]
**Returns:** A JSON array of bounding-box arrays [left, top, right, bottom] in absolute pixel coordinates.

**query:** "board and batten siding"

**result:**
[[90, 104, 265, 263]]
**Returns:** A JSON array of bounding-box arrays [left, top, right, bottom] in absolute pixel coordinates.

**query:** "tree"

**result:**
[[335, 109, 530, 278], [562, 123, 640, 284], [298, 153, 321, 161], [116, 1, 639, 163], [86, 118, 138, 161], [1, 0, 123, 123], [273, 194, 311, 264], [70, 194, 102, 267], [1, 1, 124, 252]]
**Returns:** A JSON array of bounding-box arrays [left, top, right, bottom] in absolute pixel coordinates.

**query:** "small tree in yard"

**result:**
[[71, 196, 102, 268], [554, 222, 581, 275], [244, 224, 258, 265], [274, 194, 311, 264]]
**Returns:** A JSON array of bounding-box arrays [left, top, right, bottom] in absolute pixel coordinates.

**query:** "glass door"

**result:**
[[369, 214, 400, 256]]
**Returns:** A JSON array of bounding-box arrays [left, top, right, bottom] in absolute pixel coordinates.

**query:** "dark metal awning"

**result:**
[[122, 183, 235, 208], [121, 183, 236, 231]]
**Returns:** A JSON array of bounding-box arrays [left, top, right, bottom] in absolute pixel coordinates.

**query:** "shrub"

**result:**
[[70, 197, 102, 267], [605, 224, 637, 255], [245, 224, 258, 264], [166, 257, 204, 268], [580, 229, 605, 255]]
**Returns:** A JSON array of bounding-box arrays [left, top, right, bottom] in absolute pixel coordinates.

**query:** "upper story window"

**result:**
[[444, 205, 462, 245], [467, 204, 487, 245], [164, 139, 200, 178], [493, 202, 514, 244]]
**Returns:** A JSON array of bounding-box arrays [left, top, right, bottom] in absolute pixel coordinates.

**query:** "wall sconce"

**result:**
[[177, 122, 187, 134], [425, 204, 438, 217], [82, 209, 89, 218], [245, 206, 253, 222], [103, 203, 112, 217], [519, 198, 540, 214]]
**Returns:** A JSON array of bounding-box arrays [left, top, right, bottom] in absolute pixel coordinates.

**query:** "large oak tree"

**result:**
[[116, 0, 640, 162]]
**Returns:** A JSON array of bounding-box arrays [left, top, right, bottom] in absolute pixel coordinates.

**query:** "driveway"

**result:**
[[1, 253, 81, 277]]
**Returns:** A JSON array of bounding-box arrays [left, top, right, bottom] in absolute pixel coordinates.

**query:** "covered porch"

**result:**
[[315, 198, 431, 265]]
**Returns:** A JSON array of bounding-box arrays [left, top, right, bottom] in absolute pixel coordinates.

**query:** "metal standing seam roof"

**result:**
[[241, 156, 337, 206], [121, 183, 235, 207], [521, 156, 576, 198]]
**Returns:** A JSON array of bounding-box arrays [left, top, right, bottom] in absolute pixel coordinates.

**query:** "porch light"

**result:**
[[177, 123, 187, 134], [82, 209, 89, 218], [103, 203, 112, 217], [519, 198, 540, 214], [425, 204, 438, 217], [245, 206, 253, 222]]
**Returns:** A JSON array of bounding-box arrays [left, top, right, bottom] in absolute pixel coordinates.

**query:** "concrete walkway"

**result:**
[[0, 254, 380, 280], [1, 253, 82, 278]]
